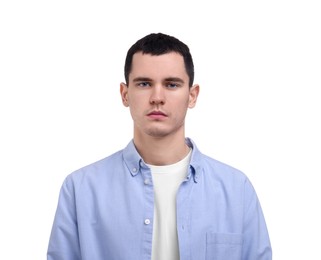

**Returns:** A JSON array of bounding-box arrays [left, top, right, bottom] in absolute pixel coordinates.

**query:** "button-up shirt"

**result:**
[[47, 138, 272, 260]]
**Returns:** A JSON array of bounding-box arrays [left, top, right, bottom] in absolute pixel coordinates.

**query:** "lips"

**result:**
[[147, 110, 167, 119], [148, 111, 166, 116]]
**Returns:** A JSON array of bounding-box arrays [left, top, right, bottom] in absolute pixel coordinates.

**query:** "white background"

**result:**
[[0, 0, 320, 259]]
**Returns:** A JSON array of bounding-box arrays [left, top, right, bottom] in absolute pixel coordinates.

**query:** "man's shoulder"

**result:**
[[199, 153, 248, 182], [188, 138, 248, 183], [67, 149, 124, 181]]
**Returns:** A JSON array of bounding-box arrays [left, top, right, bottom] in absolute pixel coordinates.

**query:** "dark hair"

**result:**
[[124, 33, 194, 87]]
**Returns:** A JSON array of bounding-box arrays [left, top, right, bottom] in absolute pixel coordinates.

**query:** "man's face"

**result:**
[[120, 51, 199, 139]]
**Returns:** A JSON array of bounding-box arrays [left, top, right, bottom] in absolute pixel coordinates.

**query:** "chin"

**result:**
[[145, 128, 169, 138]]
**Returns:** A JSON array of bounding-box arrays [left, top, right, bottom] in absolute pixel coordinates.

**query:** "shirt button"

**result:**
[[144, 179, 150, 185], [144, 219, 151, 225], [132, 167, 137, 173]]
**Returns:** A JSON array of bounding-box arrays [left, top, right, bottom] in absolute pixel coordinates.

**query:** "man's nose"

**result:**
[[149, 85, 165, 105]]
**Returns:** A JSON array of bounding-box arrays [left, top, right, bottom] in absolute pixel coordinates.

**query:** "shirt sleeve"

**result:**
[[242, 178, 272, 260], [47, 176, 81, 260]]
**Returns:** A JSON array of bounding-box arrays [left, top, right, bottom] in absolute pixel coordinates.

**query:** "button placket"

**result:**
[[140, 165, 154, 259]]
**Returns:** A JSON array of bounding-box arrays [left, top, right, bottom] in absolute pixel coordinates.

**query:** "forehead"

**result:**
[[130, 52, 187, 79]]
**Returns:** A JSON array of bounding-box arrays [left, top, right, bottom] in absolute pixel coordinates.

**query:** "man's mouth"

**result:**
[[147, 110, 167, 119]]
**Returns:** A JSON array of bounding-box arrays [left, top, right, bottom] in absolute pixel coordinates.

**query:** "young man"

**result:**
[[47, 33, 272, 260]]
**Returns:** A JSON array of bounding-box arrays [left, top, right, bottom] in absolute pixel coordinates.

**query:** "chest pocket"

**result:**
[[206, 232, 243, 260]]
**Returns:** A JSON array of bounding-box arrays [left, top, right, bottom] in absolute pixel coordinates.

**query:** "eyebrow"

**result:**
[[164, 77, 185, 84], [132, 77, 185, 83], [133, 77, 152, 82]]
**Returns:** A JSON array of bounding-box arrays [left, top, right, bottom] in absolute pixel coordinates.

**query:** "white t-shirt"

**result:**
[[147, 149, 192, 260]]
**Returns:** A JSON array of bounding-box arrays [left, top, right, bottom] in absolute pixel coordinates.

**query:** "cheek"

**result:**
[[171, 100, 189, 118], [176, 97, 190, 109], [128, 91, 147, 104], [128, 101, 144, 119]]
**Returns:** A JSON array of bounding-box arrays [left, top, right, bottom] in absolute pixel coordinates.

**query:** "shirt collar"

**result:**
[[122, 138, 204, 182], [122, 140, 142, 177], [186, 137, 203, 183]]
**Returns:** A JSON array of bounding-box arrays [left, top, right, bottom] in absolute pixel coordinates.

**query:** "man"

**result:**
[[47, 33, 272, 260]]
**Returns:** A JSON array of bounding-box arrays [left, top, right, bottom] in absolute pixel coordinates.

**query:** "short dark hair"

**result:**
[[124, 33, 194, 87]]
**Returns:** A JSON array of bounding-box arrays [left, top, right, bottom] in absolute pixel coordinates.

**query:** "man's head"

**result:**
[[124, 33, 194, 87], [120, 33, 199, 141]]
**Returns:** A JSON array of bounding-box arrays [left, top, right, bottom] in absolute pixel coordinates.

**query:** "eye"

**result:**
[[137, 82, 151, 88], [166, 82, 179, 89]]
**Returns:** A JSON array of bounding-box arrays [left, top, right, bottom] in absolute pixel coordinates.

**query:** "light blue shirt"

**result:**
[[47, 138, 272, 260]]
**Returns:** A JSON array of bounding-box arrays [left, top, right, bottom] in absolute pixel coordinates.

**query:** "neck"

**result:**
[[133, 134, 190, 166]]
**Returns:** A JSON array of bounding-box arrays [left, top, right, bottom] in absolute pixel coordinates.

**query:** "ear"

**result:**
[[120, 82, 129, 107], [188, 84, 200, 108]]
